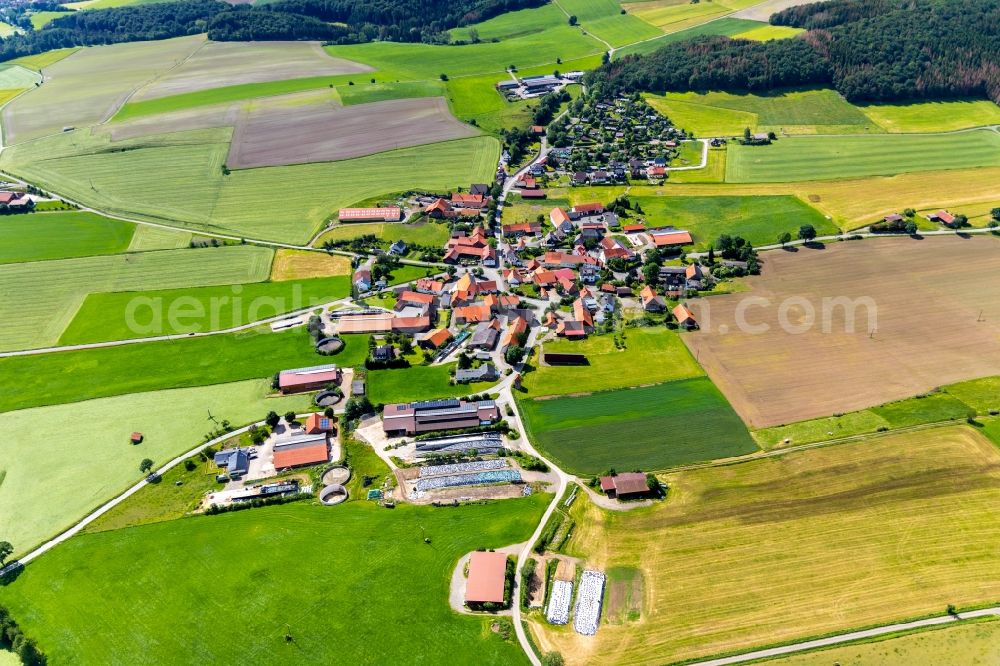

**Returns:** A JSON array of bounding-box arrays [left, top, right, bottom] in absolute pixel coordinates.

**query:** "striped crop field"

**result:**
[[1, 128, 500, 244], [0, 244, 273, 351], [518, 378, 758, 475], [531, 426, 1000, 666], [726, 129, 1000, 182]]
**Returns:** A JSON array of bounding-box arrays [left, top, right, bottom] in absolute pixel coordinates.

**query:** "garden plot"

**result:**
[[227, 95, 479, 168], [2, 35, 204, 144], [684, 235, 1000, 428], [130, 40, 371, 102]]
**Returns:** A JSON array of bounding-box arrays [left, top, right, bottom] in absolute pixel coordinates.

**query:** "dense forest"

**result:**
[[587, 0, 1000, 104], [0, 0, 544, 62]]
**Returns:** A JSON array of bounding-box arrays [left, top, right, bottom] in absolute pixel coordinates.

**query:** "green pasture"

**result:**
[[126, 225, 192, 251], [727, 129, 1000, 183], [0, 496, 546, 664], [752, 377, 1000, 449], [58, 275, 351, 344], [449, 3, 568, 42], [338, 80, 444, 105], [0, 21, 17, 37], [615, 17, 763, 57], [0, 328, 371, 414], [631, 194, 836, 249], [732, 23, 804, 40], [557, 0, 663, 47], [524, 327, 704, 397], [328, 23, 603, 81], [519, 378, 758, 475], [367, 363, 493, 404], [28, 11, 64, 29], [2, 128, 500, 244], [0, 378, 312, 555], [859, 99, 1000, 133], [315, 220, 451, 248], [0, 244, 273, 351], [0, 211, 135, 264], [646, 89, 879, 137], [446, 73, 534, 133]]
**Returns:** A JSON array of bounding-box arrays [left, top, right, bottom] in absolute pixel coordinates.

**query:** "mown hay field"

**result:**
[[228, 94, 477, 168], [314, 220, 451, 248], [764, 619, 1000, 666], [2, 35, 204, 143], [129, 40, 370, 102], [126, 225, 192, 251], [683, 235, 1000, 428], [522, 327, 704, 397], [57, 275, 351, 344], [531, 426, 1000, 665], [646, 88, 880, 136], [622, 0, 758, 32], [1, 128, 500, 243], [726, 128, 1000, 182], [0, 496, 547, 664], [0, 244, 273, 351], [518, 378, 757, 475], [557, 0, 663, 47], [270, 249, 351, 280], [0, 328, 370, 414], [0, 378, 313, 555], [0, 211, 135, 264]]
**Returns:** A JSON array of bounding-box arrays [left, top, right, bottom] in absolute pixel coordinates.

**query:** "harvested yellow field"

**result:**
[[530, 426, 1000, 665], [270, 249, 351, 281]]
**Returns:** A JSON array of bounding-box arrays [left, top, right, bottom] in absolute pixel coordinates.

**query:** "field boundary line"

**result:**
[[675, 607, 1000, 666]]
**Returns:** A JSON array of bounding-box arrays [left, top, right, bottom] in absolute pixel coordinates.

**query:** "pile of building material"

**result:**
[[573, 570, 606, 636], [418, 459, 507, 477], [546, 580, 573, 625]]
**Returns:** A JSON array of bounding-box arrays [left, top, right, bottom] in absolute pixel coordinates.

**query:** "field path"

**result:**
[[684, 608, 1000, 666]]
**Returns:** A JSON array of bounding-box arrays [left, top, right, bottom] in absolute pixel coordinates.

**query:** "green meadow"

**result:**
[[859, 98, 1000, 133], [557, 0, 663, 47], [2, 129, 500, 243], [0, 211, 135, 264], [0, 378, 312, 554], [0, 329, 373, 414], [726, 129, 1000, 182], [314, 220, 451, 248], [646, 88, 880, 137], [519, 378, 758, 475], [629, 194, 836, 250], [0, 244, 273, 351], [8, 47, 78, 70], [338, 79, 444, 105], [59, 275, 351, 344], [367, 363, 493, 404], [0, 496, 547, 664], [614, 17, 761, 57], [524, 327, 704, 397]]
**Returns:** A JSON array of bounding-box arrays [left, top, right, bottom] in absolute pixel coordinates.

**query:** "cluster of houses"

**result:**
[[544, 95, 688, 182], [0, 190, 34, 212]]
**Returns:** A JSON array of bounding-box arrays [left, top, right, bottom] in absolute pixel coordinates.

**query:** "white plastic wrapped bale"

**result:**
[[573, 570, 606, 636], [546, 580, 573, 625]]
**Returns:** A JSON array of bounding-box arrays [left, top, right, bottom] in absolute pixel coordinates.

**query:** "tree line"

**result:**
[[0, 0, 547, 63], [586, 0, 1000, 104]]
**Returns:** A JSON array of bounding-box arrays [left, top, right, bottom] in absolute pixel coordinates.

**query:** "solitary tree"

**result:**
[[707, 247, 715, 264], [265, 411, 281, 429], [991, 207, 1000, 221], [778, 231, 792, 246], [567, 14, 577, 25], [797, 224, 817, 243], [139, 458, 154, 474], [284, 411, 298, 425], [905, 220, 918, 235], [743, 126, 752, 142], [0, 540, 13, 566]]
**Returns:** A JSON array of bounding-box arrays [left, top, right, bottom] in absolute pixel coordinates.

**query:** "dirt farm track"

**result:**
[[683, 235, 1000, 428]]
